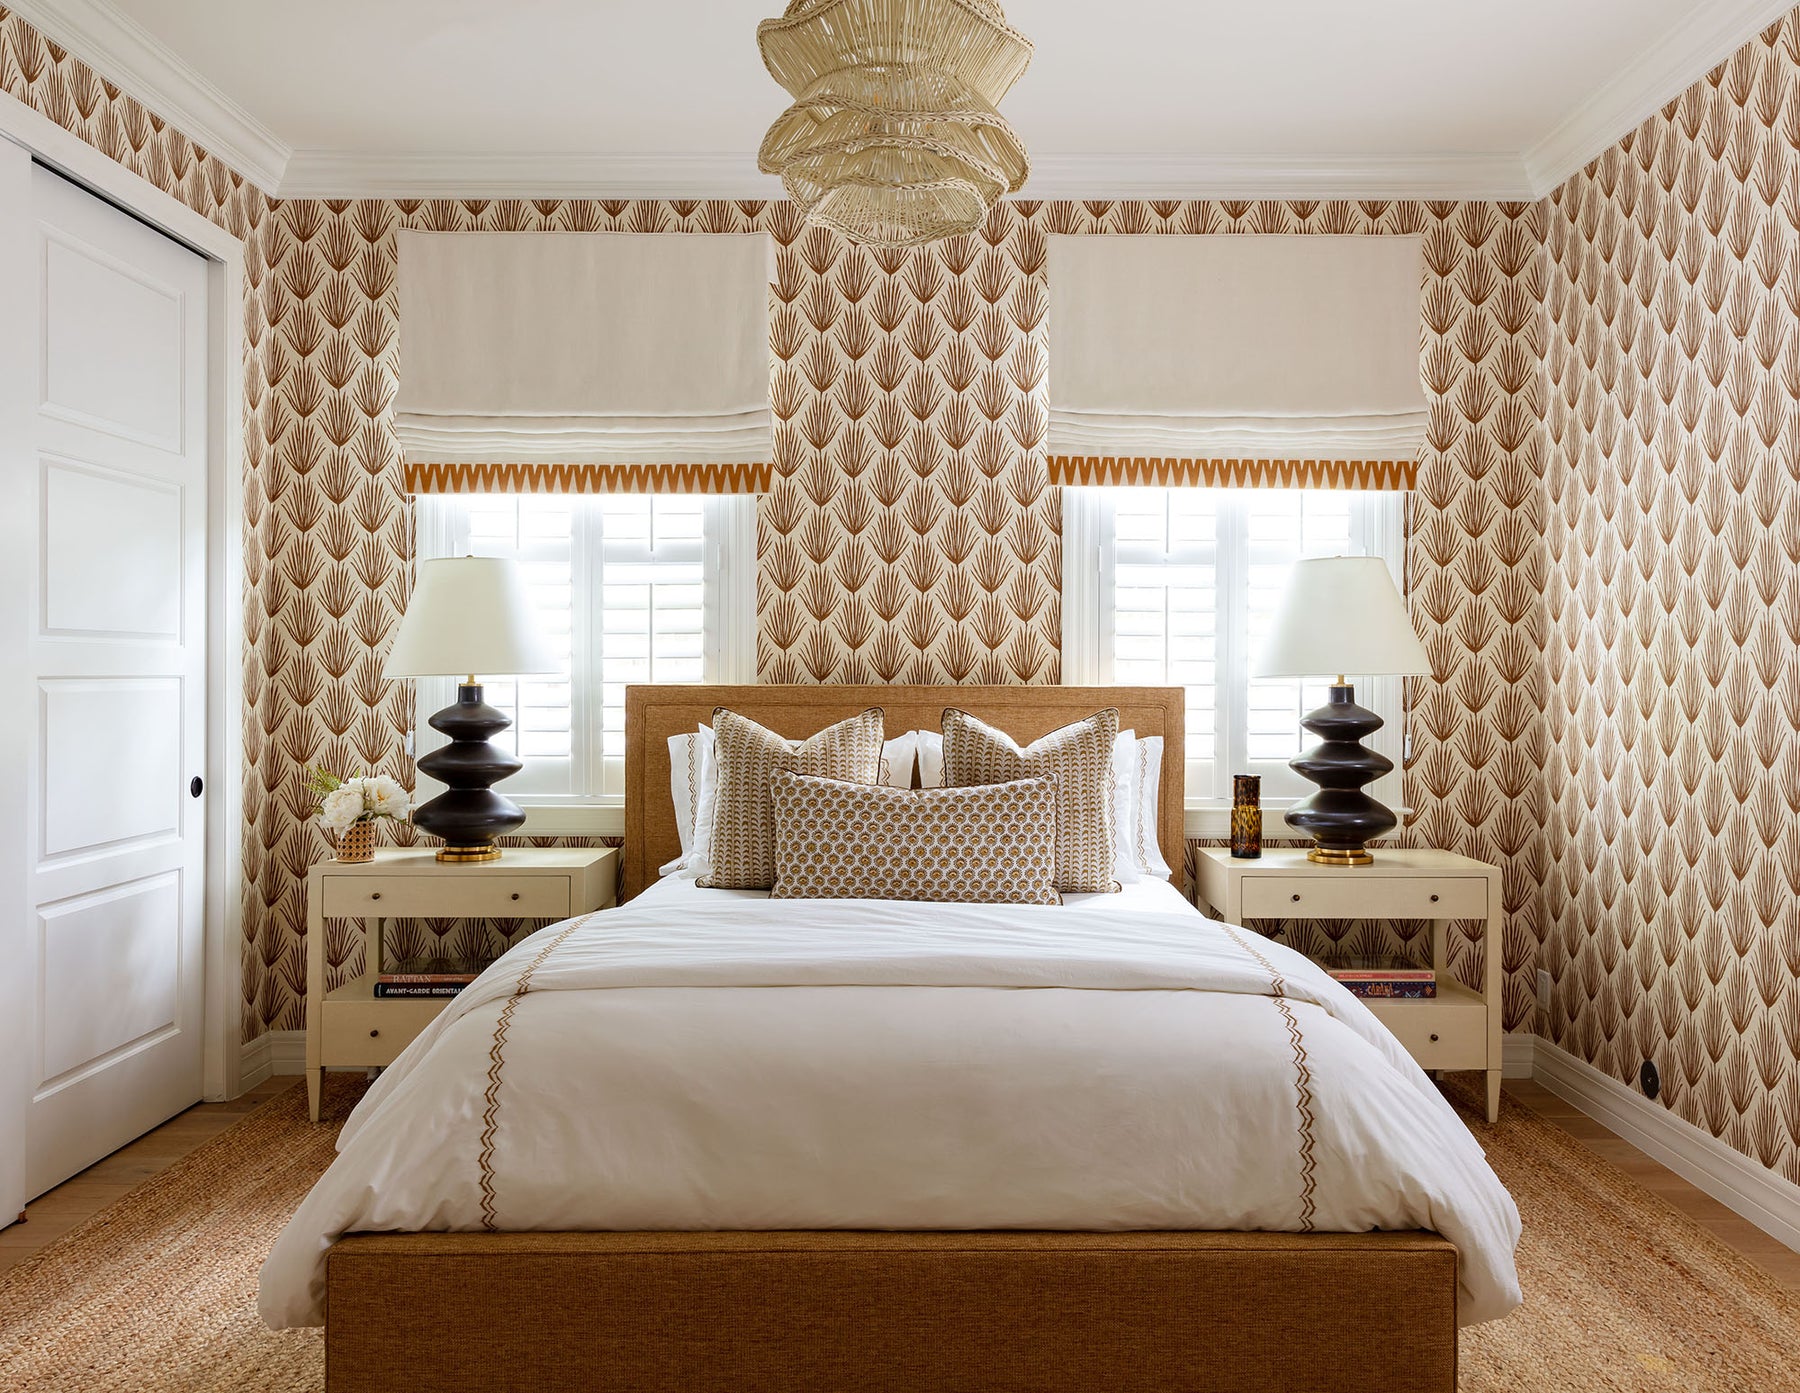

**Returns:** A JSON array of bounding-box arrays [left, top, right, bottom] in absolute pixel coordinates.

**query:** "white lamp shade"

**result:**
[[383, 557, 559, 679], [1251, 556, 1431, 680]]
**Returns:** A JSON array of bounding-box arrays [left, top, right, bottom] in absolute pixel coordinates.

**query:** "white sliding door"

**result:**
[[0, 156, 210, 1210]]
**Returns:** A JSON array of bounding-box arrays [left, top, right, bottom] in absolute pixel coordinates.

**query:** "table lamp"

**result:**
[[1251, 556, 1431, 866], [383, 557, 557, 862]]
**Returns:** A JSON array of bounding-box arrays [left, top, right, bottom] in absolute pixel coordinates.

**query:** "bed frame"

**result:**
[[322, 684, 1459, 1392]]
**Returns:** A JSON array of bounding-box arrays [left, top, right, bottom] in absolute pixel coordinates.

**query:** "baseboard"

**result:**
[[1501, 1032, 1537, 1078], [238, 1029, 306, 1092], [1529, 1036, 1800, 1253]]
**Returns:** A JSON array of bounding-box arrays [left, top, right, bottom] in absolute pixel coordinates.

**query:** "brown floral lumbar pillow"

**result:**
[[697, 706, 885, 890], [767, 771, 1060, 905], [939, 707, 1120, 894]]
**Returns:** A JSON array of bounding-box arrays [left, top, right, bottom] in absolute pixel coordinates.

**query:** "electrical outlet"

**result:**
[[1536, 968, 1551, 1015]]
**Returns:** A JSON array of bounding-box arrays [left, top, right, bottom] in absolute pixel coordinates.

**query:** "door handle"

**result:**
[[189, 776, 204, 798]]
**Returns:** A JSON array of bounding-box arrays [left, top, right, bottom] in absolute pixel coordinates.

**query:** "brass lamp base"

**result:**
[[1306, 846, 1374, 867], [435, 844, 504, 864]]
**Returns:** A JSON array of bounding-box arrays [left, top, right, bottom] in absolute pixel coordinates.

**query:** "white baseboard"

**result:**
[[1524, 1035, 1800, 1253], [239, 1029, 305, 1092], [1501, 1032, 1537, 1078]]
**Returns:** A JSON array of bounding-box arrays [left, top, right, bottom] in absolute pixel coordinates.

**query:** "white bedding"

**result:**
[[260, 889, 1521, 1328]]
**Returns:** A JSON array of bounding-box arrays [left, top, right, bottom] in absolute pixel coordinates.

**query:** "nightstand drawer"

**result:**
[[1240, 875, 1486, 921], [318, 875, 574, 920], [319, 996, 449, 1067], [1363, 986, 1489, 1070]]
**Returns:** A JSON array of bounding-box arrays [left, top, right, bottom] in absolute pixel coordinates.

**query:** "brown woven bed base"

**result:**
[[324, 1229, 1458, 1392]]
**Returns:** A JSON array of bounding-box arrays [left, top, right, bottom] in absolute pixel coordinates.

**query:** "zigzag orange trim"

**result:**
[[404, 460, 773, 495], [1048, 455, 1416, 491]]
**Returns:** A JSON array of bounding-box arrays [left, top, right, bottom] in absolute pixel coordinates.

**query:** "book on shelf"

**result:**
[[373, 956, 489, 998], [372, 982, 470, 999], [1321, 954, 1437, 999]]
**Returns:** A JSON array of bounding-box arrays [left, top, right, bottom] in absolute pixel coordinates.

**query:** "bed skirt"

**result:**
[[323, 1229, 1458, 1392]]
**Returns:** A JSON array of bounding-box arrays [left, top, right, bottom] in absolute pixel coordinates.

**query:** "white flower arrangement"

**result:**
[[309, 768, 411, 836]]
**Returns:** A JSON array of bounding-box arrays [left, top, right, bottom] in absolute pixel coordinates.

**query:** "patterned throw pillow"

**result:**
[[940, 708, 1121, 894], [768, 771, 1061, 904], [698, 707, 886, 890]]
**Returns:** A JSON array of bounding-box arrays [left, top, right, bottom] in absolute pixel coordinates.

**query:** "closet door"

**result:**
[[4, 160, 210, 1203]]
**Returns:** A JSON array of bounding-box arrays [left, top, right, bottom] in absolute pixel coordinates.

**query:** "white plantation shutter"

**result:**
[[1068, 487, 1405, 811], [416, 494, 752, 809]]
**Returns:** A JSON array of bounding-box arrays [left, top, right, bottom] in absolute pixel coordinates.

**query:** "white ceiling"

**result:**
[[10, 0, 1794, 199]]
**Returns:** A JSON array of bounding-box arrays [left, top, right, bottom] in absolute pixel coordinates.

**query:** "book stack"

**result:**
[[1322, 955, 1436, 999], [373, 957, 488, 999]]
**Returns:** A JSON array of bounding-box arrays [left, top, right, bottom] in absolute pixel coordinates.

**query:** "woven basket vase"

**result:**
[[336, 820, 377, 864]]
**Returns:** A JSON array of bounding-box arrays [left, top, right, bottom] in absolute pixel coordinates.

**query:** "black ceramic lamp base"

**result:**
[[1283, 683, 1397, 867], [412, 683, 526, 863]]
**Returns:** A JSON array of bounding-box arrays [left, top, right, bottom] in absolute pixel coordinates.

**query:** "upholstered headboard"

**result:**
[[622, 684, 1186, 902]]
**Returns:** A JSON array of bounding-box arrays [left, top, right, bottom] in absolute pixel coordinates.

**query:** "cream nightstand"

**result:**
[[305, 847, 617, 1121], [1193, 847, 1503, 1122]]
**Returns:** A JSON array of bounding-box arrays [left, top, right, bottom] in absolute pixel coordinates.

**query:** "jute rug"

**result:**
[[1, 1076, 1795, 1391]]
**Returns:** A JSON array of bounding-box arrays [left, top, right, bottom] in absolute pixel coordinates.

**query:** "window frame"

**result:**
[[411, 492, 756, 836], [1062, 486, 1411, 838]]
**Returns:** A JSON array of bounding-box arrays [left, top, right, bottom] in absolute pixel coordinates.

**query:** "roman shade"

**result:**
[[1047, 234, 1425, 490], [396, 231, 773, 494]]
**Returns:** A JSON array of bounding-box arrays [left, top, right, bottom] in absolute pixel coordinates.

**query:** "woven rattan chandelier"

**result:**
[[757, 0, 1033, 248]]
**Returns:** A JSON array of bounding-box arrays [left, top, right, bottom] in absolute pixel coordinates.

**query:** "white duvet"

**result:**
[[260, 888, 1521, 1328]]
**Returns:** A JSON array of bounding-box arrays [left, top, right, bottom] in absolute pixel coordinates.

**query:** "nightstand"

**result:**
[[305, 846, 617, 1121], [1192, 847, 1503, 1122]]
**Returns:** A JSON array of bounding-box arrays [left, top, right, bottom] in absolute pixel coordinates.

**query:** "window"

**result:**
[[414, 493, 755, 827], [1063, 488, 1408, 824]]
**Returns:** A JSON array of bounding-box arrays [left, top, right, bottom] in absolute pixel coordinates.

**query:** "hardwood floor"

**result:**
[[0, 1076, 294, 1274], [2, 1075, 1797, 1294], [1506, 1077, 1800, 1293]]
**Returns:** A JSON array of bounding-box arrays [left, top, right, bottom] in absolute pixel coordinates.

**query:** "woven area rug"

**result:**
[[1, 1075, 1796, 1391]]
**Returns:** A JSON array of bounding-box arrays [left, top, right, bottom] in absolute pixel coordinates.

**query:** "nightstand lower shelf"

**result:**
[[319, 975, 450, 1069], [1360, 980, 1487, 1073]]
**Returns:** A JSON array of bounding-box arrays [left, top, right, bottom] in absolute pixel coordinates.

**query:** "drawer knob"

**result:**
[[511, 892, 520, 901], [370, 892, 381, 901], [1429, 1033, 1440, 1043], [369, 1028, 380, 1039], [1429, 894, 1440, 903], [1291, 893, 1301, 903]]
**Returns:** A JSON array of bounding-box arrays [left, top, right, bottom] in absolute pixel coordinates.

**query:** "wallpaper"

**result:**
[[1542, 14, 1800, 1182]]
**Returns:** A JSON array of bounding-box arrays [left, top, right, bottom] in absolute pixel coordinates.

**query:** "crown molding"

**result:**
[[280, 149, 1536, 201], [4, 0, 289, 192], [1522, 0, 1797, 195], [278, 150, 784, 199], [1022, 153, 1536, 200]]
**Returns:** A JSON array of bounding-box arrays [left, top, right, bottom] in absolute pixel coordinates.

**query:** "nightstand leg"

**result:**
[[307, 1067, 322, 1123], [1485, 1069, 1501, 1124]]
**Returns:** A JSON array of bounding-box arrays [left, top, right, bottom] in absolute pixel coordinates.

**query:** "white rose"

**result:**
[[319, 785, 364, 835], [368, 775, 410, 820]]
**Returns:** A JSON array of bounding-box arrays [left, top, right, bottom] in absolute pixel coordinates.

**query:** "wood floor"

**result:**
[[0, 1076, 293, 1274], [3, 1076, 1798, 1292]]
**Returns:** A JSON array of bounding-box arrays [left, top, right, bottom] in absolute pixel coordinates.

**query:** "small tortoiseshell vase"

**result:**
[[1230, 775, 1262, 859], [336, 821, 377, 864]]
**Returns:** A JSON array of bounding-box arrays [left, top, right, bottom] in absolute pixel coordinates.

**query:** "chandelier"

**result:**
[[756, 0, 1033, 248]]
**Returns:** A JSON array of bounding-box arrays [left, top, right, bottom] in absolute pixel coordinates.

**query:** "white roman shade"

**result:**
[[396, 231, 772, 494], [1047, 234, 1425, 490]]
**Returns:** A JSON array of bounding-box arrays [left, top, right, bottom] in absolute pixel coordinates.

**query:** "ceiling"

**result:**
[[10, 0, 1793, 199]]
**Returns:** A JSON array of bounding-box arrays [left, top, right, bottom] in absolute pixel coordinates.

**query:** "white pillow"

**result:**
[[881, 732, 919, 789], [663, 726, 917, 879], [660, 725, 715, 877], [915, 729, 943, 788], [1111, 728, 1141, 885], [1131, 735, 1172, 879]]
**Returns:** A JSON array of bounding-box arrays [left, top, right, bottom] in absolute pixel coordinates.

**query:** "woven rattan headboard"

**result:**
[[622, 684, 1186, 902]]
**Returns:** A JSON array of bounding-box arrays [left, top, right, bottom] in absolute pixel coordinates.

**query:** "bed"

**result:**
[[263, 684, 1520, 1393]]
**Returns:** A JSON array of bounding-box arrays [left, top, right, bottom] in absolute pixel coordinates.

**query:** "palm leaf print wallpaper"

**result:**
[[0, 5, 1795, 1184]]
